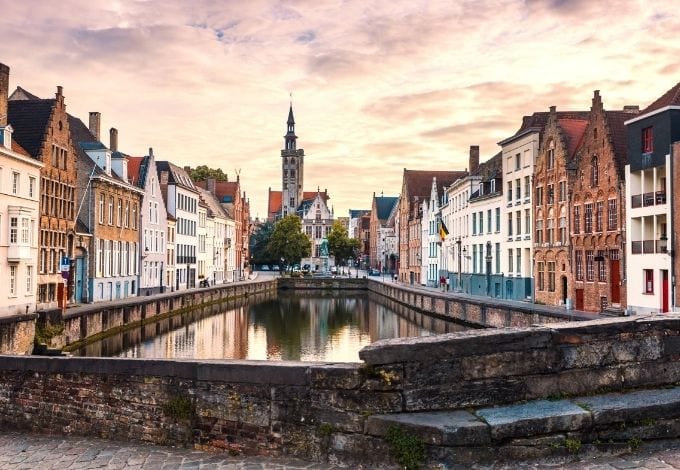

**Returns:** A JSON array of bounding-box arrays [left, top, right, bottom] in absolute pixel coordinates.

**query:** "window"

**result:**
[[29, 177, 35, 198], [607, 199, 617, 230], [132, 204, 137, 229], [642, 127, 653, 153], [547, 217, 554, 244], [525, 209, 531, 235], [473, 244, 477, 273], [487, 210, 491, 234], [516, 211, 522, 236], [495, 243, 500, 273], [536, 186, 543, 205], [507, 182, 512, 202], [12, 172, 19, 194], [558, 181, 566, 202], [595, 201, 604, 232], [547, 139, 555, 169], [524, 176, 530, 198], [547, 184, 554, 205], [508, 249, 514, 272], [576, 251, 583, 280], [515, 153, 521, 170], [26, 266, 33, 293], [516, 249, 521, 275], [574, 206, 581, 233], [99, 194, 104, 224], [108, 197, 114, 225], [478, 211, 483, 234], [598, 250, 606, 281], [508, 214, 513, 236], [537, 262, 545, 290], [515, 179, 521, 201], [472, 213, 477, 235], [21, 218, 29, 244], [9, 265, 16, 295], [584, 203, 593, 233], [586, 250, 594, 281], [536, 219, 543, 244], [117, 199, 122, 226], [9, 217, 17, 243], [548, 262, 555, 292], [591, 156, 599, 186], [644, 269, 654, 294]]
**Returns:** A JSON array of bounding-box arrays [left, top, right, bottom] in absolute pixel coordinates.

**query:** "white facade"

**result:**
[[197, 205, 209, 283], [166, 218, 176, 292], [225, 218, 236, 282], [441, 176, 476, 290], [301, 193, 334, 269], [211, 214, 226, 285], [499, 129, 539, 300], [625, 155, 671, 314], [421, 178, 442, 287], [0, 125, 42, 316], [468, 186, 503, 293]]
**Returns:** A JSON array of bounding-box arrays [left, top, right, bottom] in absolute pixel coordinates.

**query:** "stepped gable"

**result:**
[[267, 189, 330, 218], [7, 98, 55, 159], [641, 81, 680, 115], [404, 169, 466, 202]]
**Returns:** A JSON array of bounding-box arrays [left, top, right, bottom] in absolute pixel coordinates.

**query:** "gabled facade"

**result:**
[[71, 117, 143, 303], [157, 162, 199, 290], [369, 194, 398, 272], [8, 84, 77, 309], [533, 106, 589, 307], [570, 91, 636, 312], [625, 82, 680, 313], [0, 64, 42, 316], [197, 187, 230, 285], [128, 147, 168, 296], [300, 190, 334, 269]]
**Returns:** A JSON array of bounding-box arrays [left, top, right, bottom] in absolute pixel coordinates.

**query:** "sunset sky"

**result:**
[[1, 0, 678, 219]]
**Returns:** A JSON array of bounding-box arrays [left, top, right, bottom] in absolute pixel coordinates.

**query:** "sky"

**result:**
[[1, 0, 678, 219]]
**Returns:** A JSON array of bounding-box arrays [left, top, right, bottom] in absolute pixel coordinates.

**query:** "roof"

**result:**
[[267, 189, 329, 219], [197, 187, 230, 220], [498, 110, 591, 146], [642, 82, 680, 115], [68, 114, 106, 180], [557, 118, 589, 159], [7, 98, 55, 158], [8, 138, 30, 157], [127, 156, 144, 188], [156, 161, 198, 192], [403, 169, 467, 202], [9, 86, 41, 101], [349, 209, 370, 218], [472, 151, 502, 180], [604, 110, 632, 177], [373, 196, 399, 221]]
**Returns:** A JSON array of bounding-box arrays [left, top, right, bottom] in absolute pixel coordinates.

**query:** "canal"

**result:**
[[73, 290, 473, 362]]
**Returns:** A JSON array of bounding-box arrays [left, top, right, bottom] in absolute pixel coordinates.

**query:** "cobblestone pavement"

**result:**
[[2, 431, 680, 469]]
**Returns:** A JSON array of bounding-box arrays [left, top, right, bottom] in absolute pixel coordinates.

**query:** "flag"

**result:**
[[439, 220, 449, 242]]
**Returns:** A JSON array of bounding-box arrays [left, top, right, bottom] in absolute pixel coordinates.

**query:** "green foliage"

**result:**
[[162, 396, 194, 421], [319, 423, 335, 437], [189, 165, 229, 182], [564, 438, 581, 454], [327, 221, 362, 266], [628, 436, 642, 450], [249, 221, 277, 265], [385, 425, 425, 470], [267, 215, 311, 267], [34, 321, 64, 345]]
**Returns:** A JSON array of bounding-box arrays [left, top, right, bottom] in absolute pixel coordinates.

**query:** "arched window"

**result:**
[[547, 139, 555, 170], [591, 156, 599, 186]]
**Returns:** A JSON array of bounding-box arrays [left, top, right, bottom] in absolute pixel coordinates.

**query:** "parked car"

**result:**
[[272, 265, 280, 271], [368, 268, 381, 276], [261, 265, 270, 271]]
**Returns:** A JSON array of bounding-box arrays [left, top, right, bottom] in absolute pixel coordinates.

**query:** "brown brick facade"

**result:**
[[570, 92, 633, 312]]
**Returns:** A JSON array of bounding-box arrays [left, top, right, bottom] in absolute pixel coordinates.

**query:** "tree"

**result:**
[[249, 221, 276, 265], [189, 165, 229, 182], [327, 221, 362, 266], [267, 215, 311, 268]]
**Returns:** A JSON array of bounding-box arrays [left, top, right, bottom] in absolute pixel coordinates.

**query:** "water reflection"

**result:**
[[73, 290, 471, 362]]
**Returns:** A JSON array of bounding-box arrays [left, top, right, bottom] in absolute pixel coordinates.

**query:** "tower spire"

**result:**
[[285, 96, 297, 151]]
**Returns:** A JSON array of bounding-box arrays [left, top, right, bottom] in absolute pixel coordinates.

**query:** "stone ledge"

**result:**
[[576, 386, 680, 425]]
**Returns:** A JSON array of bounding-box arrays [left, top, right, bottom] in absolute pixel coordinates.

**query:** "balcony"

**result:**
[[631, 191, 666, 208], [631, 239, 667, 255], [7, 244, 32, 262]]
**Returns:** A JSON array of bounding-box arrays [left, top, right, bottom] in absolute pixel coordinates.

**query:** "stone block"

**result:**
[[663, 335, 680, 358], [366, 410, 490, 446], [403, 378, 528, 411], [476, 399, 592, 440], [576, 386, 680, 425], [309, 364, 361, 390]]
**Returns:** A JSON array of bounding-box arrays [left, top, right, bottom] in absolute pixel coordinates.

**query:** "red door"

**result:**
[[610, 259, 620, 303], [662, 270, 669, 313], [575, 289, 584, 310]]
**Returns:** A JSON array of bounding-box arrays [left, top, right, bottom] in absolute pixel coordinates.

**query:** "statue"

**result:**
[[320, 238, 329, 257]]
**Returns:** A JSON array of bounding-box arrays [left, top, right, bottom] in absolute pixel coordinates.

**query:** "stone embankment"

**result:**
[[0, 314, 677, 466]]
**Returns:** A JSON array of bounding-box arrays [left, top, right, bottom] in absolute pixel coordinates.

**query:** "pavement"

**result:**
[[1, 431, 680, 469]]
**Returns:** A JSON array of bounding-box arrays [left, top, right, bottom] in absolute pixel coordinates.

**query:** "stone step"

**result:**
[[365, 386, 680, 447]]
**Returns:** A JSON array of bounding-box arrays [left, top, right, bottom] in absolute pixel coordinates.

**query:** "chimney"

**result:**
[[623, 105, 640, 114], [469, 145, 480, 174], [88, 112, 101, 140], [148, 147, 154, 157], [207, 178, 216, 195], [0, 63, 8, 127], [109, 127, 118, 152], [184, 166, 191, 174], [549, 105, 556, 114]]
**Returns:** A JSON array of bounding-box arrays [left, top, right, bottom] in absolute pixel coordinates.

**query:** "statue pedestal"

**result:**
[[322, 256, 329, 274]]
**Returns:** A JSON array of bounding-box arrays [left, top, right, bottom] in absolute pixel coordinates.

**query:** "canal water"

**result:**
[[73, 290, 472, 362]]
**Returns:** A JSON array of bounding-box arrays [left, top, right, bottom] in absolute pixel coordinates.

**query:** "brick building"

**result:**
[[570, 91, 638, 312], [368, 194, 398, 272], [8, 86, 77, 309], [533, 107, 589, 307]]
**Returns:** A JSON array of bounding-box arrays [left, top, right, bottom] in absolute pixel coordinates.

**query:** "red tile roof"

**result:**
[[642, 82, 680, 115], [557, 118, 589, 159], [127, 156, 144, 186], [10, 139, 30, 157], [403, 170, 466, 201], [267, 190, 330, 219]]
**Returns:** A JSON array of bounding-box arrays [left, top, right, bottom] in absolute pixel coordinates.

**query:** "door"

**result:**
[[74, 257, 85, 303], [115, 282, 121, 300], [561, 276, 568, 305], [662, 269, 669, 313], [124, 281, 129, 298], [610, 259, 621, 303], [575, 289, 584, 310]]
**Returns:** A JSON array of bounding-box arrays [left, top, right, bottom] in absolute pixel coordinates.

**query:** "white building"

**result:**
[[421, 177, 446, 287], [301, 191, 334, 270], [198, 186, 229, 286], [497, 115, 544, 301], [0, 123, 42, 316], [225, 218, 236, 282], [441, 174, 473, 292], [197, 203, 209, 284], [156, 162, 199, 290]]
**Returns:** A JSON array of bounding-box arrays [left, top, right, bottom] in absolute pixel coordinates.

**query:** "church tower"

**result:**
[[281, 102, 304, 217]]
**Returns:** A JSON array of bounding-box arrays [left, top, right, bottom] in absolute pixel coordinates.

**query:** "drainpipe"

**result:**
[[670, 144, 675, 312]]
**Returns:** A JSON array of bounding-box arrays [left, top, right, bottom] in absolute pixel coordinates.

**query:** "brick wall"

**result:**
[[0, 314, 36, 354]]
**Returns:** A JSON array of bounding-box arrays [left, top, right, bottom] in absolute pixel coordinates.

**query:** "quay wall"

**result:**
[[0, 315, 678, 465], [0, 313, 36, 355]]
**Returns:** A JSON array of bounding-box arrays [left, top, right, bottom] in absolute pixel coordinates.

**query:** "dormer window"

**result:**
[[490, 179, 496, 193], [642, 127, 653, 153], [479, 182, 484, 195], [1, 125, 12, 149]]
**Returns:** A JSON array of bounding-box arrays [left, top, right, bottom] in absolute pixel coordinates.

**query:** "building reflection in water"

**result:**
[[74, 290, 472, 362]]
